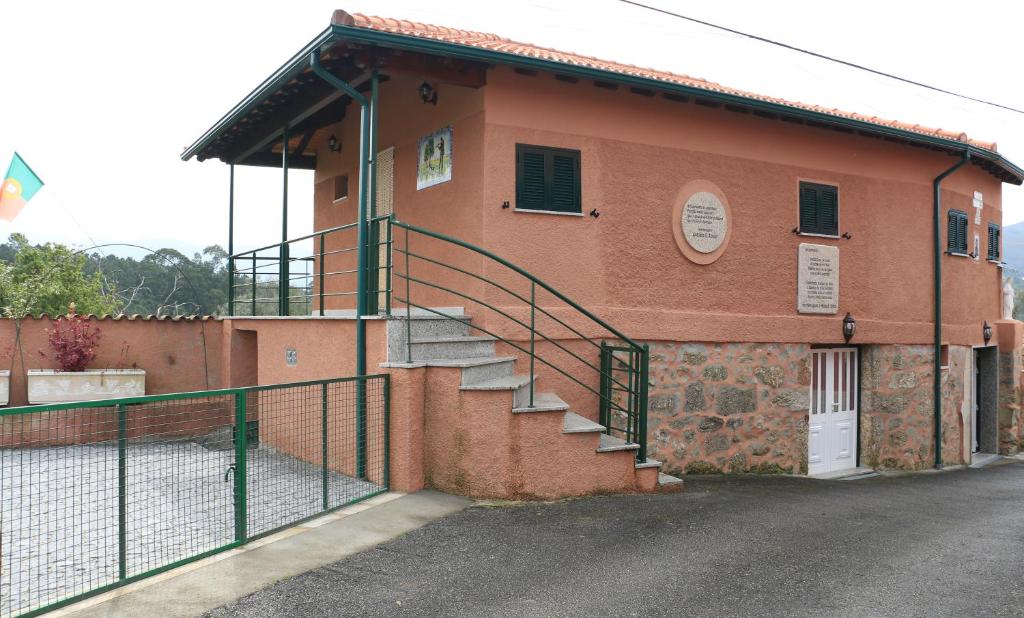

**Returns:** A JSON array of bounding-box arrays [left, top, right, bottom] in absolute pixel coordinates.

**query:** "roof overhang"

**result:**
[[182, 14, 1024, 185]]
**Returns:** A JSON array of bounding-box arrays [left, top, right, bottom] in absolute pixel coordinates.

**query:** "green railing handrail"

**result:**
[[227, 214, 392, 317], [390, 217, 649, 460], [228, 214, 391, 260], [390, 218, 644, 354], [228, 220, 360, 260], [396, 276, 639, 401]]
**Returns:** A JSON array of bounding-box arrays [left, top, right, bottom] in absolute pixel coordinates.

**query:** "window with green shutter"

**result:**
[[947, 209, 968, 254], [988, 223, 1001, 261], [798, 182, 839, 236], [515, 144, 581, 214]]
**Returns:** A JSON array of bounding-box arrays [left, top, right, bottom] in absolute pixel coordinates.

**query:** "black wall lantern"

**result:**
[[327, 134, 341, 153], [419, 81, 438, 105], [842, 312, 856, 343], [983, 320, 993, 345]]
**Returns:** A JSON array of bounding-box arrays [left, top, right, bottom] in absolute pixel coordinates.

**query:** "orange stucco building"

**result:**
[[180, 10, 1024, 490]]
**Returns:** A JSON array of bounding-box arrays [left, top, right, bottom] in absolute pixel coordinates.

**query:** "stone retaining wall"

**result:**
[[859, 344, 966, 470], [646, 341, 973, 476], [646, 342, 810, 476]]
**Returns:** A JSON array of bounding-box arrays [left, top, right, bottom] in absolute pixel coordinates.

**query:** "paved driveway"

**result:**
[[208, 462, 1024, 617]]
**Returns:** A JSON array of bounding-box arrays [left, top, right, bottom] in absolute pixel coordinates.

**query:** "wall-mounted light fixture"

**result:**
[[327, 134, 341, 152], [983, 320, 993, 345], [419, 81, 438, 105], [842, 312, 856, 343]]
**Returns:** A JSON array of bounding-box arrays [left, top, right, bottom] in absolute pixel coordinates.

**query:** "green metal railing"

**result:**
[[389, 218, 649, 461], [227, 215, 392, 317], [0, 374, 389, 618]]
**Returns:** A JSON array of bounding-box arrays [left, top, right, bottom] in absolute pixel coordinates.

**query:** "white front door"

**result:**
[[808, 348, 858, 475]]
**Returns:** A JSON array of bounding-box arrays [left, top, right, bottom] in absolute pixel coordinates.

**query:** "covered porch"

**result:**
[[182, 12, 488, 321]]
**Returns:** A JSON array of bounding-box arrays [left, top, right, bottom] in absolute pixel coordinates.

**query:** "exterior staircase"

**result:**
[[385, 310, 683, 499]]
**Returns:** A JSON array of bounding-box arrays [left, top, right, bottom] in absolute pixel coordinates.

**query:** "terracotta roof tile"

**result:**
[[342, 12, 997, 152]]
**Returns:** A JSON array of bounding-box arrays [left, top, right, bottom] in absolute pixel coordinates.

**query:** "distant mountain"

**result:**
[[1003, 222, 1024, 281]]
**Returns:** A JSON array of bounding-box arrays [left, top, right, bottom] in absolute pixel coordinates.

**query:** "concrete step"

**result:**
[[460, 374, 537, 408], [456, 357, 516, 385], [635, 458, 662, 470], [596, 433, 640, 453], [405, 336, 496, 362], [388, 314, 473, 341], [561, 412, 604, 433], [658, 472, 684, 487], [513, 392, 570, 414], [398, 306, 466, 317]]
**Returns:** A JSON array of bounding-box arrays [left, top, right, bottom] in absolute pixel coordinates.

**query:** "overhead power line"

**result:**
[[618, 0, 1024, 117]]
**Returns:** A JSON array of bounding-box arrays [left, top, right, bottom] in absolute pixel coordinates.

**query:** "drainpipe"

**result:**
[[932, 150, 970, 468], [310, 52, 373, 477]]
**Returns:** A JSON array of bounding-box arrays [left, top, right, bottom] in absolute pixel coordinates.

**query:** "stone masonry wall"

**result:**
[[647, 342, 970, 476], [646, 342, 811, 476], [999, 348, 1024, 454], [858, 344, 965, 470]]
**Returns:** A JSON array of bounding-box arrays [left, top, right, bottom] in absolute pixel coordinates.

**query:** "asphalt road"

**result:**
[[208, 462, 1024, 617]]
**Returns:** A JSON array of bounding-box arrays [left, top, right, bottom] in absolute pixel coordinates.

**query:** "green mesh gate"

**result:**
[[0, 374, 389, 618]]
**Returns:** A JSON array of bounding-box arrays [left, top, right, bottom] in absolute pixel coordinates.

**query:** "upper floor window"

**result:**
[[988, 223, 1001, 261], [798, 182, 838, 236], [947, 209, 968, 255], [515, 144, 581, 214]]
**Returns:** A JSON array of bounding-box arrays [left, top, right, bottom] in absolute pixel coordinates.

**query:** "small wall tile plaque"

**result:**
[[797, 243, 839, 314]]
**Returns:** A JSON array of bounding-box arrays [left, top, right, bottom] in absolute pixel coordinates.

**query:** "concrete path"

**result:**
[[210, 462, 1024, 617], [55, 491, 470, 618]]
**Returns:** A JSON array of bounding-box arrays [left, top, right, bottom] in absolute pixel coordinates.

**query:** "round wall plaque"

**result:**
[[681, 192, 727, 253], [672, 180, 733, 265]]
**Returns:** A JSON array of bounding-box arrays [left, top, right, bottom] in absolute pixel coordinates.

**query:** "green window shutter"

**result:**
[[799, 184, 819, 233], [549, 153, 580, 213], [958, 213, 968, 253], [948, 210, 967, 254], [798, 182, 838, 235], [516, 146, 547, 211], [819, 185, 838, 236], [988, 223, 1000, 260], [515, 144, 582, 213]]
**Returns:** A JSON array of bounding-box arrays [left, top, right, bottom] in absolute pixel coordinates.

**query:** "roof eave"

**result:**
[[326, 23, 1024, 185], [181, 21, 1024, 185], [180, 27, 336, 162]]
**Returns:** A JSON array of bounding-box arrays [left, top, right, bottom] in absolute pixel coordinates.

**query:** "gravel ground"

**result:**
[[1, 441, 380, 617], [210, 461, 1024, 617]]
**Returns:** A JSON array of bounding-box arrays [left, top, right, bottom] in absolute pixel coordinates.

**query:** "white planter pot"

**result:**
[[27, 369, 146, 404], [0, 370, 9, 406]]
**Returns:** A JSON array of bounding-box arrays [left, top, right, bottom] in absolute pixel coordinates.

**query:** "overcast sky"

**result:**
[[2, 0, 1022, 257]]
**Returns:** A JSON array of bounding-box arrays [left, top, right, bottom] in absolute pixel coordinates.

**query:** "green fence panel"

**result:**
[[0, 374, 389, 618]]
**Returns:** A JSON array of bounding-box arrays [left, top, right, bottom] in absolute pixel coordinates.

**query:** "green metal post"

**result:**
[[280, 126, 290, 317], [529, 282, 535, 408], [932, 151, 970, 469], [385, 217, 393, 316], [117, 403, 127, 580], [309, 52, 371, 476], [367, 70, 380, 315], [233, 391, 248, 542], [405, 225, 412, 362], [227, 164, 235, 316], [319, 233, 326, 316], [322, 382, 329, 510], [599, 342, 609, 431], [383, 373, 391, 488], [638, 344, 650, 462], [251, 254, 257, 316]]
